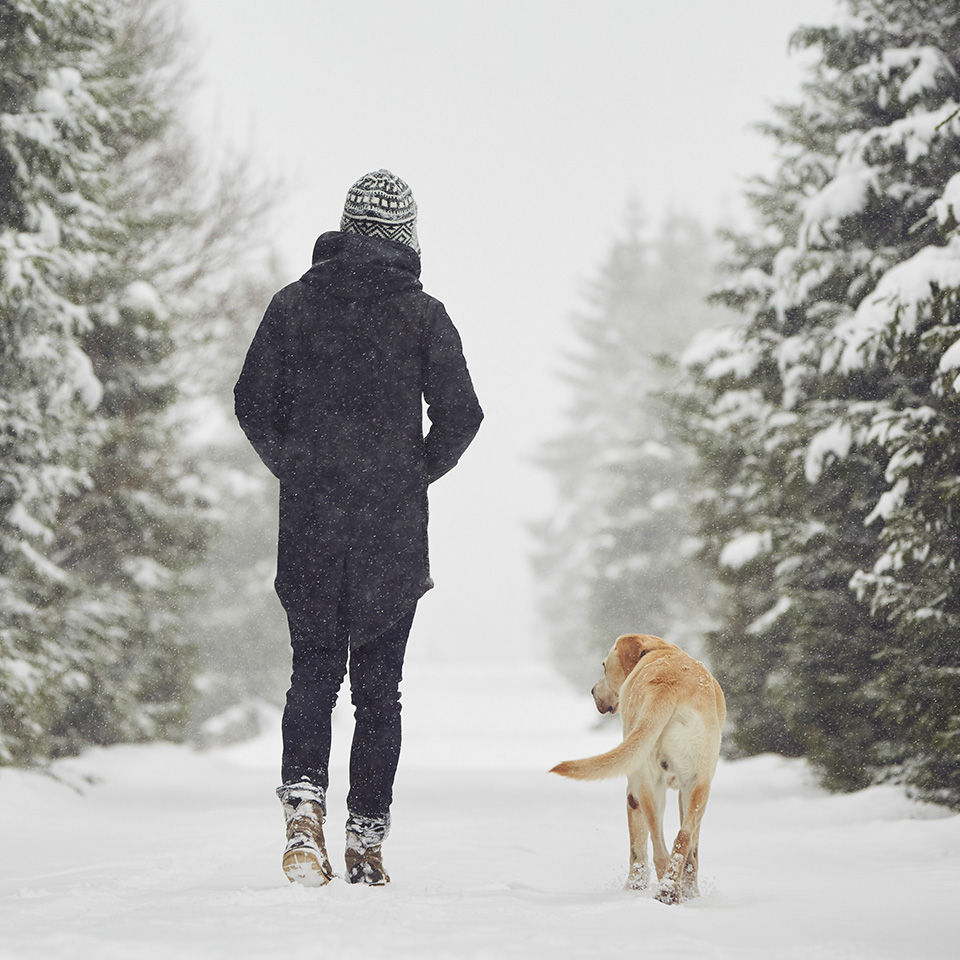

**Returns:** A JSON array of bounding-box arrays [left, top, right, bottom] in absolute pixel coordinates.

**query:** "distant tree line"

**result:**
[[0, 0, 284, 765], [532, 206, 725, 688], [537, 0, 960, 809]]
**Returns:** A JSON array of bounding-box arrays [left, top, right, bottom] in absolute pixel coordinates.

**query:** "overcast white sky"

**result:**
[[182, 0, 840, 662]]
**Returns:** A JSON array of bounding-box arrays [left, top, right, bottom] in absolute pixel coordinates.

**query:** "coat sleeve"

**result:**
[[234, 293, 292, 478], [422, 300, 483, 483]]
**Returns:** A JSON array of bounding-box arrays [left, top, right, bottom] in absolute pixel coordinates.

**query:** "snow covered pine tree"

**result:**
[[680, 0, 960, 806], [534, 207, 722, 686], [1, 0, 124, 762], [0, 0, 218, 763]]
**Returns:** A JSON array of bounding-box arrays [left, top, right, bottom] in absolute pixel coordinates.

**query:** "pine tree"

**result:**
[[534, 208, 648, 685], [180, 267, 291, 744], [680, 0, 960, 802], [0, 0, 272, 762], [45, 1, 218, 751], [0, 0, 128, 761], [110, 7, 285, 745], [535, 209, 724, 685]]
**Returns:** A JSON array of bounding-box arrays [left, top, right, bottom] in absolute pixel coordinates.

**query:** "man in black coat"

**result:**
[[235, 170, 482, 887]]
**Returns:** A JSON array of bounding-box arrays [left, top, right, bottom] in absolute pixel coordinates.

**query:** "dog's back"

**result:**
[[552, 640, 724, 783], [650, 660, 725, 790]]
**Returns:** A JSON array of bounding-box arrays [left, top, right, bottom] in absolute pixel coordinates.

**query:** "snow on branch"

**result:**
[[864, 477, 910, 526], [938, 337, 960, 388], [858, 46, 957, 109], [771, 247, 836, 319], [828, 235, 960, 375], [801, 156, 878, 248], [746, 595, 792, 635], [719, 530, 772, 570], [680, 326, 761, 381], [932, 172, 960, 229], [874, 99, 960, 164], [805, 419, 852, 483], [800, 96, 960, 250]]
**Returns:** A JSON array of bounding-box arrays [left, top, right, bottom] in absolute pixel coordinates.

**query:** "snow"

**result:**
[[934, 172, 960, 230], [831, 235, 960, 374], [938, 334, 960, 380], [64, 341, 103, 411], [771, 247, 836, 319], [708, 388, 769, 432], [680, 326, 744, 369], [15, 538, 68, 584], [719, 531, 771, 569], [122, 556, 172, 590], [746, 595, 792, 635], [776, 335, 814, 372], [863, 46, 956, 105], [866, 405, 937, 447], [1, 658, 958, 960], [804, 419, 853, 483], [881, 99, 960, 164], [121, 280, 167, 319], [865, 477, 910, 526], [5, 502, 53, 544], [638, 439, 673, 462], [680, 327, 760, 381], [0, 658, 41, 691], [801, 156, 876, 247]]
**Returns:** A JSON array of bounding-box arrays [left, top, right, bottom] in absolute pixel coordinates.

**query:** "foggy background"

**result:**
[[181, 0, 836, 665]]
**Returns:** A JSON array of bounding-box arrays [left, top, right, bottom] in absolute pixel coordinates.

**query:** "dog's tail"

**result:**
[[550, 698, 674, 781]]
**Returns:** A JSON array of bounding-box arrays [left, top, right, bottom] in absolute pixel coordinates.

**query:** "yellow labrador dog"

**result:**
[[551, 634, 726, 904]]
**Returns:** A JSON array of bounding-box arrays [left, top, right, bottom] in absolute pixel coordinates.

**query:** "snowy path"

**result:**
[[1, 662, 958, 960]]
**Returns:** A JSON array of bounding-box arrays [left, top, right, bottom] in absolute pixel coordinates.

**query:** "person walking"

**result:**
[[234, 170, 483, 887]]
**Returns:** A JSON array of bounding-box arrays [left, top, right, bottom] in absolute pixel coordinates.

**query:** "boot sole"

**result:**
[[283, 849, 333, 886]]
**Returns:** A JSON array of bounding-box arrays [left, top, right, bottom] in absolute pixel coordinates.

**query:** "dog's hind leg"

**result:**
[[637, 782, 669, 883], [655, 781, 710, 905], [675, 787, 703, 900], [624, 778, 651, 890]]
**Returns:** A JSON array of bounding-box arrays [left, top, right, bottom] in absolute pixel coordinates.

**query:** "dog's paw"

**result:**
[[654, 878, 681, 905], [680, 862, 700, 900], [624, 862, 651, 891]]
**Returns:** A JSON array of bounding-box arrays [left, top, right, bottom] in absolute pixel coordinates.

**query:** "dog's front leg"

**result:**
[[625, 782, 651, 890]]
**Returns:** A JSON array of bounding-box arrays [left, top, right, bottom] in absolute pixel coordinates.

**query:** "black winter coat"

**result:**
[[234, 232, 483, 646]]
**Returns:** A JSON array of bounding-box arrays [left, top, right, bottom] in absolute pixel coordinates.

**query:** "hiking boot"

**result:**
[[277, 779, 334, 887], [344, 811, 390, 885]]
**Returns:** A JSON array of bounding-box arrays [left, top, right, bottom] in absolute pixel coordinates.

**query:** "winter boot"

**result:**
[[277, 779, 334, 887], [344, 811, 390, 885]]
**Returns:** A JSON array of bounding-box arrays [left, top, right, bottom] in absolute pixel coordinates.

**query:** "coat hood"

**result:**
[[301, 231, 422, 300]]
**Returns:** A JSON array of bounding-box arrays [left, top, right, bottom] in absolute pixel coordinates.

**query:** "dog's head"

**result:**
[[590, 634, 664, 714]]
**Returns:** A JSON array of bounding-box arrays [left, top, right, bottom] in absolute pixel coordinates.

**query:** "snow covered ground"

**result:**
[[1, 660, 958, 960]]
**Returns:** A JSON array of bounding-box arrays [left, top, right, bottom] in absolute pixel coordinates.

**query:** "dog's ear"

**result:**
[[615, 634, 646, 677]]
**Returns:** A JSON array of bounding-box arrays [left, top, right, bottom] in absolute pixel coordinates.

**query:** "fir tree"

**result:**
[[47, 1, 218, 750], [680, 0, 960, 803], [535, 209, 724, 685], [181, 267, 291, 744], [0, 0, 273, 762], [0, 0, 126, 761]]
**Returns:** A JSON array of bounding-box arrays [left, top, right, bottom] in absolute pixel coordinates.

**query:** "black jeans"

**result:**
[[280, 604, 415, 818]]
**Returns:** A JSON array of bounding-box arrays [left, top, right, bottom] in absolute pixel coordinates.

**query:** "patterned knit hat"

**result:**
[[340, 169, 420, 254]]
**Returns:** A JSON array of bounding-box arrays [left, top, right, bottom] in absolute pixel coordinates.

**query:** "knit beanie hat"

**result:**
[[340, 169, 420, 254]]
